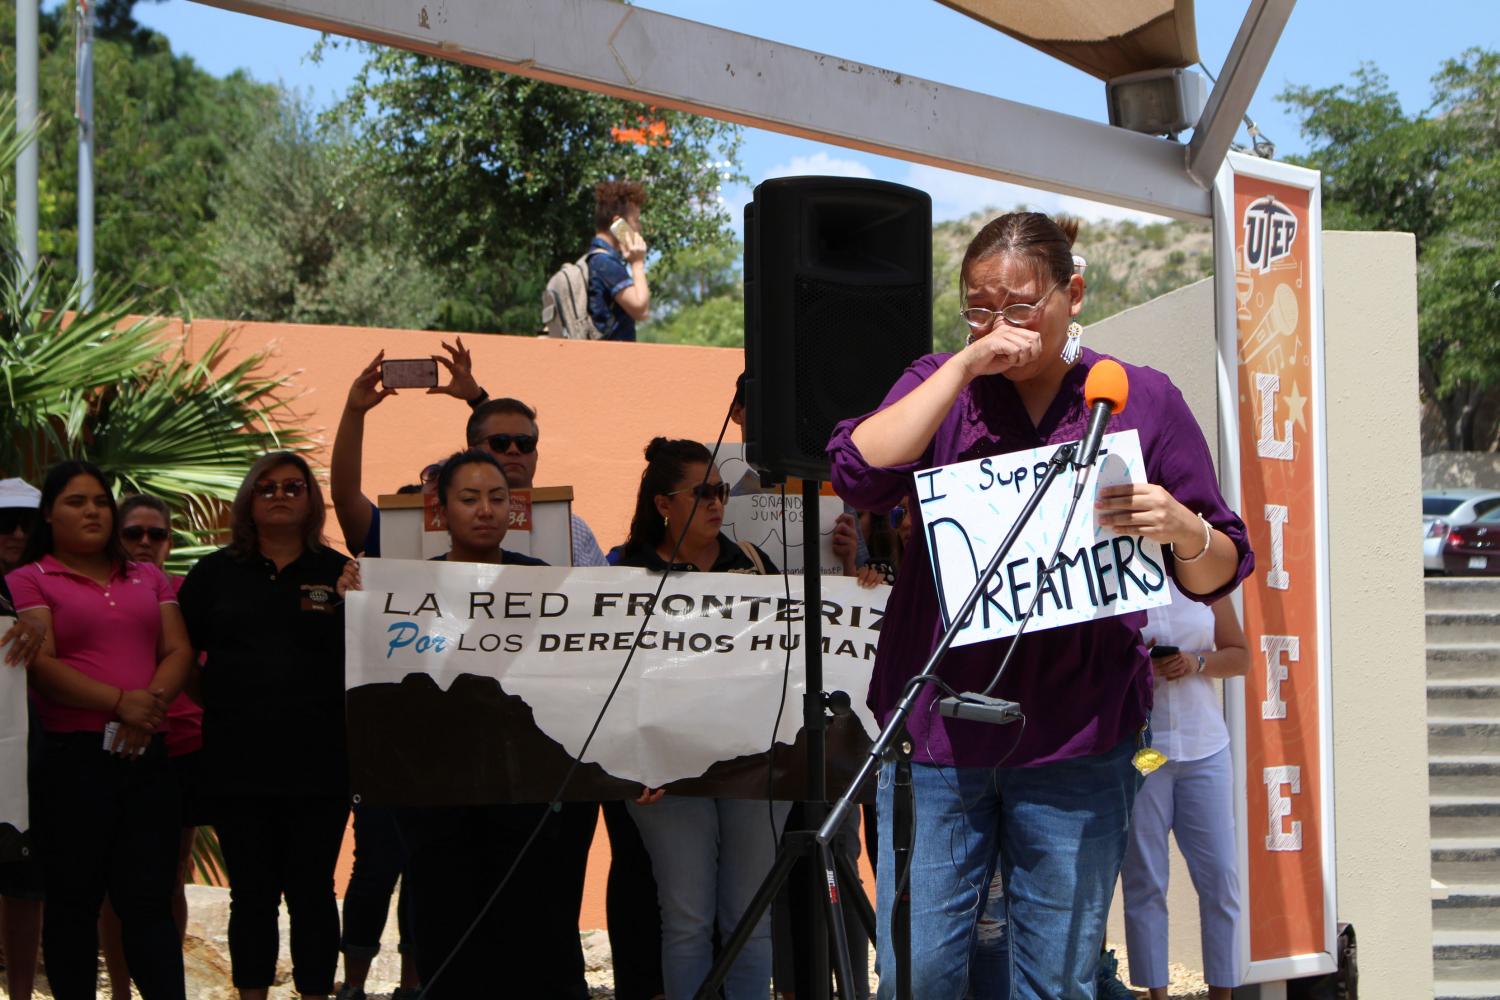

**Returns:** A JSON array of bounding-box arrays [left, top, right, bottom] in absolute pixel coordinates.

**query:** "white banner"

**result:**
[[345, 560, 886, 799], [0, 619, 28, 847], [918, 429, 1171, 647]]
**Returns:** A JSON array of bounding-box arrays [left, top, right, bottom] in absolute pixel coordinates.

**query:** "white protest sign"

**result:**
[[0, 619, 28, 842], [714, 444, 844, 576], [917, 429, 1171, 648], [346, 561, 885, 790]]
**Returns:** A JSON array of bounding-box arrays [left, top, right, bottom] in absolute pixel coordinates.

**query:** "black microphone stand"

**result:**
[[693, 478, 875, 1000], [814, 441, 1079, 999]]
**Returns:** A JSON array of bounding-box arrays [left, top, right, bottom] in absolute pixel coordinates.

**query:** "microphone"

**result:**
[[1075, 359, 1129, 472]]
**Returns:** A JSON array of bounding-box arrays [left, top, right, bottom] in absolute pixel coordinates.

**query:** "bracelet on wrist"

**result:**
[[466, 388, 490, 409], [1170, 512, 1213, 564]]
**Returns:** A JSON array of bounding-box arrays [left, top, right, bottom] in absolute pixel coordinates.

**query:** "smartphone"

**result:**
[[609, 216, 633, 245], [1149, 644, 1180, 659], [381, 358, 438, 390]]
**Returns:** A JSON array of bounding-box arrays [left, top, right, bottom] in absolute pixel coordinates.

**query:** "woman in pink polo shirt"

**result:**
[[4, 461, 192, 1000]]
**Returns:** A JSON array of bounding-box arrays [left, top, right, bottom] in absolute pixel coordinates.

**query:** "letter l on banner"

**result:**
[[1213, 151, 1338, 984]]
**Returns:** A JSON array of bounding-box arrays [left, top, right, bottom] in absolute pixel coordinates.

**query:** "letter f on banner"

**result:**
[[1256, 372, 1294, 461], [1261, 634, 1298, 720]]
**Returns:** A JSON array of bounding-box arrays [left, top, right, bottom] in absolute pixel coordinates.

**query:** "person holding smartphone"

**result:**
[[1114, 581, 1249, 1000], [5, 462, 191, 1000], [587, 179, 651, 341]]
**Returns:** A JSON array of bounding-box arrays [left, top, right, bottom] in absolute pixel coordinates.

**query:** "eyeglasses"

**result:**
[[482, 434, 538, 455], [0, 509, 38, 534], [665, 482, 731, 505], [959, 280, 1063, 332], [253, 479, 307, 500], [121, 525, 170, 543]]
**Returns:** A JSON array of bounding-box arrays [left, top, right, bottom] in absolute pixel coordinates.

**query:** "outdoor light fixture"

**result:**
[[1106, 68, 1208, 137]]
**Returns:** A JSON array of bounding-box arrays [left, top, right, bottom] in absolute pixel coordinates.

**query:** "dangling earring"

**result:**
[[663, 514, 670, 529], [1061, 322, 1083, 364]]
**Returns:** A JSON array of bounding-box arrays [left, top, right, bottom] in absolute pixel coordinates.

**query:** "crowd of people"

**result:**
[[0, 208, 1254, 1000]]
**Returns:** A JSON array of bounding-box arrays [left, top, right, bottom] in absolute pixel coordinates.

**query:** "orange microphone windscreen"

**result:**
[[1084, 359, 1129, 415]]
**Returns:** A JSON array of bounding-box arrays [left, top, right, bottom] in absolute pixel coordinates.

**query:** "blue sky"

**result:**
[[132, 0, 1498, 225]]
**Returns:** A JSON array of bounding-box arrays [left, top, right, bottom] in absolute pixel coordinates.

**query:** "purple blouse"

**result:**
[[829, 348, 1253, 768]]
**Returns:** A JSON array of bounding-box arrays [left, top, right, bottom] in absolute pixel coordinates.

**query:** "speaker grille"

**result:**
[[793, 277, 930, 461]]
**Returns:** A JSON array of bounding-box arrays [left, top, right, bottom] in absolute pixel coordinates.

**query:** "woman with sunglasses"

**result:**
[[829, 212, 1252, 999], [4, 462, 191, 1000], [177, 452, 350, 1000], [97, 495, 208, 999], [617, 437, 784, 1000]]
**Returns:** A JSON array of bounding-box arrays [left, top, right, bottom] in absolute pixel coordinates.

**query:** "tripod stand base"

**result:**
[[937, 692, 1022, 725]]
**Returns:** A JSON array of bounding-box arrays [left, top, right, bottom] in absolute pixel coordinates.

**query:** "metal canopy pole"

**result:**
[[77, 0, 96, 308], [16, 0, 39, 281], [189, 0, 1213, 220], [1187, 0, 1297, 187]]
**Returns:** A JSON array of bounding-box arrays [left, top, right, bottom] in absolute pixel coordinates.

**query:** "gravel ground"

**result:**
[[9, 887, 1210, 998]]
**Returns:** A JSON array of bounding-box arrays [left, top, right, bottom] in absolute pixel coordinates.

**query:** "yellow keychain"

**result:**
[[1131, 724, 1167, 776]]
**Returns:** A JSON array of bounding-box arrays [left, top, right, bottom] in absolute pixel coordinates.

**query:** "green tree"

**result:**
[[328, 45, 744, 333], [0, 0, 280, 308], [201, 92, 444, 328], [1281, 50, 1500, 450]]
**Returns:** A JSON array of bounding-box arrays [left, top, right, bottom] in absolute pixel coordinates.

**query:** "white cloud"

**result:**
[[762, 152, 878, 181]]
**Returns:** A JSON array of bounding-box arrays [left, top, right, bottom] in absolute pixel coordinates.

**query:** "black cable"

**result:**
[[416, 395, 739, 998], [977, 469, 1089, 698], [767, 481, 793, 841]]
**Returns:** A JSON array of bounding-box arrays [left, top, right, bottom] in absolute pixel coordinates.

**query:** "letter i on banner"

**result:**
[[1219, 152, 1336, 979]]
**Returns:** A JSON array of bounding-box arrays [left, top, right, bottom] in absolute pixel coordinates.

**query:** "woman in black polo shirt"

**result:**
[[177, 451, 349, 1000], [618, 437, 784, 1000], [337, 449, 593, 1000]]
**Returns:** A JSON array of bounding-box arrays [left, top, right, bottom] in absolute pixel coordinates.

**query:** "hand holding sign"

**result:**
[[1095, 482, 1205, 552]]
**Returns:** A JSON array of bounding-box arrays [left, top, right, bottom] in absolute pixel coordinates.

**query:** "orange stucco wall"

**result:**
[[170, 317, 748, 553]]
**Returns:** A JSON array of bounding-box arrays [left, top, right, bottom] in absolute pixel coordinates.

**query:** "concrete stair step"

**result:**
[[1430, 719, 1500, 756], [1430, 645, 1500, 682], [1434, 884, 1500, 932], [1436, 930, 1500, 980], [1436, 981, 1500, 1000], [1433, 757, 1500, 796], [1433, 839, 1500, 882], [1432, 682, 1500, 718], [1433, 612, 1500, 644], [1429, 576, 1500, 612], [1433, 798, 1500, 840]]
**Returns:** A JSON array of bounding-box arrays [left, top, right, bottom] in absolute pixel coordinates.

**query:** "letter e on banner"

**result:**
[[1264, 765, 1304, 852]]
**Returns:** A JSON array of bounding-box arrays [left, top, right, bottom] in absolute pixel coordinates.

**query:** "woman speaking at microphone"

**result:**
[[828, 212, 1252, 1000]]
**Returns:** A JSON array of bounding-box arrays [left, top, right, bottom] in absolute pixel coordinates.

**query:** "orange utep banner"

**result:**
[[1226, 156, 1335, 976]]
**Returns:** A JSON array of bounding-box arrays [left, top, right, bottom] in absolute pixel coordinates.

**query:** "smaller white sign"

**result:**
[[714, 444, 843, 576], [0, 619, 28, 839], [918, 429, 1171, 647]]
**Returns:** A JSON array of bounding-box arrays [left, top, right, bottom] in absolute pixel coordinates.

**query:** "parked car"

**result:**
[[1443, 506, 1500, 575], [1425, 489, 1500, 573]]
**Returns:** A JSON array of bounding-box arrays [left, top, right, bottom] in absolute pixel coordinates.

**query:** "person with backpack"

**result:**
[[542, 180, 651, 340]]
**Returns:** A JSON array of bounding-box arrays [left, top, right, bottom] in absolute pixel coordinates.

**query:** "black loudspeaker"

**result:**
[[744, 177, 932, 483]]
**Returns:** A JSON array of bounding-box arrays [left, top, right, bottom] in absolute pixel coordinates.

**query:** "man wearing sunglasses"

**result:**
[[330, 346, 610, 568]]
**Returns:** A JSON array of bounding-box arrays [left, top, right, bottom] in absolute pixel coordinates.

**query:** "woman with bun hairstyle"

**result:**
[[618, 437, 784, 1000], [828, 212, 1253, 999]]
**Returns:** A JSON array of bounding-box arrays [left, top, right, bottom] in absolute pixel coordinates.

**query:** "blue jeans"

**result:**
[[628, 796, 790, 1000], [875, 736, 1142, 999]]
